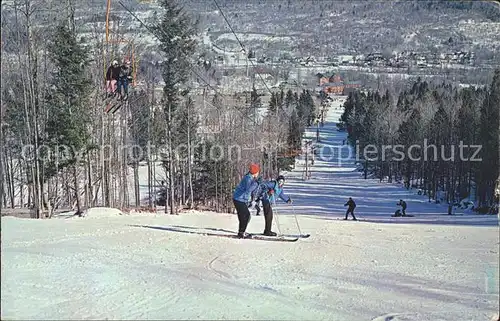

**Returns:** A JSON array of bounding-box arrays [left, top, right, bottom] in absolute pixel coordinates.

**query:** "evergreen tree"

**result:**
[[297, 90, 315, 126], [192, 137, 233, 212], [128, 90, 151, 150], [155, 0, 198, 214], [268, 92, 278, 115], [45, 22, 92, 215], [398, 108, 423, 186], [340, 91, 356, 124], [250, 85, 262, 124], [455, 87, 481, 200], [285, 89, 295, 112], [287, 109, 302, 152], [128, 90, 151, 207], [304, 90, 316, 126]]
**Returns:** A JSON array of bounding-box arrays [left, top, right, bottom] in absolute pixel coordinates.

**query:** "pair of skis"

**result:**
[[131, 224, 310, 242], [166, 225, 309, 242], [103, 93, 127, 114], [239, 233, 310, 242], [104, 98, 122, 114]]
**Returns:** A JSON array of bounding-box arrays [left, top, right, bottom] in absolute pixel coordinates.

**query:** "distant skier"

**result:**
[[105, 60, 120, 97], [247, 197, 262, 216], [117, 60, 133, 101], [344, 197, 357, 220], [255, 175, 292, 236], [397, 199, 407, 216], [233, 164, 261, 239], [255, 199, 261, 215]]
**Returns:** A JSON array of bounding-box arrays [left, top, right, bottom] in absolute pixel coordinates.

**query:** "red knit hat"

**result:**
[[249, 163, 260, 174]]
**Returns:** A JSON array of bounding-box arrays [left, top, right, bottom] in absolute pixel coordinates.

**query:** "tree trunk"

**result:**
[[112, 112, 119, 207], [101, 113, 105, 206], [44, 188, 54, 218], [87, 152, 93, 207], [18, 159, 24, 208], [187, 124, 194, 209], [73, 165, 82, 215], [0, 133, 4, 210], [7, 149, 16, 208], [181, 165, 186, 206], [168, 101, 175, 215], [148, 77, 155, 209], [26, 2, 43, 219], [215, 163, 219, 212], [364, 159, 368, 180], [103, 114, 111, 207], [147, 157, 152, 208], [27, 170, 32, 208], [15, 1, 43, 218], [66, 0, 75, 33], [305, 146, 309, 180], [121, 101, 129, 209], [83, 157, 89, 209], [134, 162, 140, 207]]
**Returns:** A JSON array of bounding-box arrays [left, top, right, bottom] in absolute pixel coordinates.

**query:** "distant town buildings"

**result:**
[[271, 50, 478, 70], [316, 73, 362, 95]]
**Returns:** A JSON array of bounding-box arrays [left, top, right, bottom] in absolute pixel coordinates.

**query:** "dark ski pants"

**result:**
[[234, 199, 251, 233], [262, 201, 273, 233], [117, 78, 129, 97], [345, 207, 356, 219]]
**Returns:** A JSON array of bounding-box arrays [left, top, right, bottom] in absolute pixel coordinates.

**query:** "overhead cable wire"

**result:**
[[212, 0, 274, 97]]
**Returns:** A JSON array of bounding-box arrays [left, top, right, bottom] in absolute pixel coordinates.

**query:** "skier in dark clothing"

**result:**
[[344, 197, 357, 220], [233, 163, 261, 238], [254, 175, 292, 236], [105, 60, 120, 97], [397, 199, 407, 216], [117, 60, 133, 101]]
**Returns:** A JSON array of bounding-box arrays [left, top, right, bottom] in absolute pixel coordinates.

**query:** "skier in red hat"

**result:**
[[233, 163, 261, 238]]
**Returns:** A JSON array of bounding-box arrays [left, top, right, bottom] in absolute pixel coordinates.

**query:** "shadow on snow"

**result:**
[[128, 224, 305, 239]]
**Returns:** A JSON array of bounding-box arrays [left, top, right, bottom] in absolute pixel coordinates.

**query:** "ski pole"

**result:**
[[290, 202, 304, 236], [272, 199, 283, 236]]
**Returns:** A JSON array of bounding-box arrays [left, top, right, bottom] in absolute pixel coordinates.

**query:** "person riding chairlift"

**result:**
[[105, 60, 120, 98], [117, 60, 133, 101]]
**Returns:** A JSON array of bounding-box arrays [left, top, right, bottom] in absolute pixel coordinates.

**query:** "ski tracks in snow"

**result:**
[[207, 256, 234, 280], [371, 313, 414, 321]]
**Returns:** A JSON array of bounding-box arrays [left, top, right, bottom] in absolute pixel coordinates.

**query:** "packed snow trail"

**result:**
[[2, 211, 498, 320], [2, 96, 499, 320]]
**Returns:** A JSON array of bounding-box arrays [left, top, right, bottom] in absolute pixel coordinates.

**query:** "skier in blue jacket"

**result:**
[[233, 163, 261, 238], [255, 175, 292, 236]]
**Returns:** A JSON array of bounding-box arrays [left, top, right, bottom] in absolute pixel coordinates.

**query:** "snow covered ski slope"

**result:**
[[2, 97, 499, 321]]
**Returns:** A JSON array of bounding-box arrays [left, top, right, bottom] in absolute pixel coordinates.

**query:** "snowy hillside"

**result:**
[[1, 98, 499, 320]]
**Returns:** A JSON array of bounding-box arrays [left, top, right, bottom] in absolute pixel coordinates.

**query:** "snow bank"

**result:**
[[80, 207, 125, 218]]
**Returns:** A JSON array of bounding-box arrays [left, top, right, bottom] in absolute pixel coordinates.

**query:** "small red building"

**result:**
[[317, 74, 361, 95]]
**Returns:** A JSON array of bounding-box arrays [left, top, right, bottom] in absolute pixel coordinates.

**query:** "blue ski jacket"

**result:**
[[256, 180, 290, 204], [233, 173, 260, 203]]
